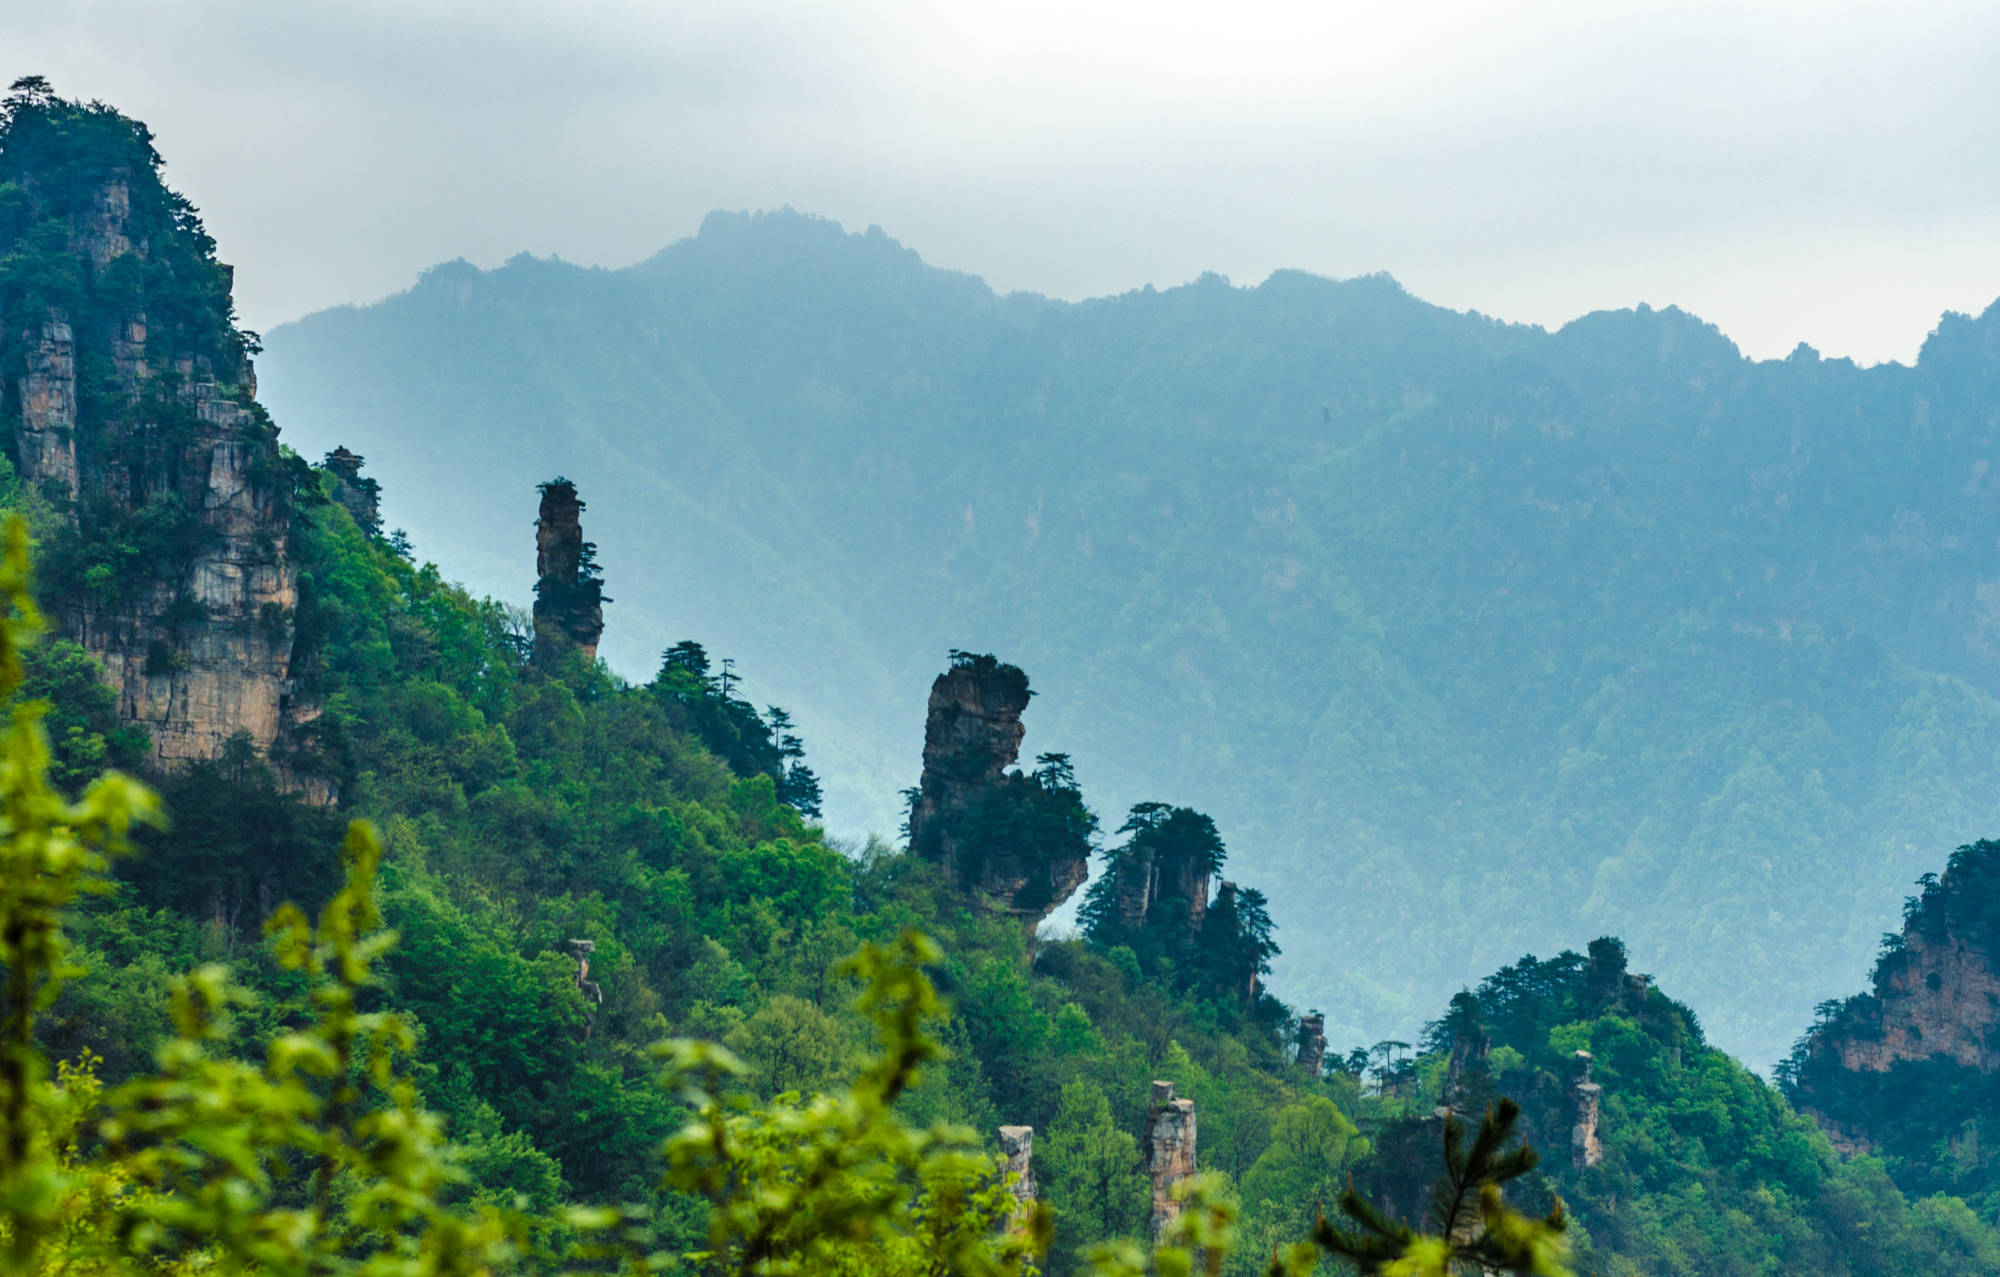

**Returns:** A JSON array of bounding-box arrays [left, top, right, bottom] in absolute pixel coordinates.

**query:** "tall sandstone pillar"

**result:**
[[531, 479, 605, 667], [1145, 1081, 1197, 1238], [996, 1125, 1037, 1232], [1295, 1013, 1328, 1076], [906, 654, 1090, 921]]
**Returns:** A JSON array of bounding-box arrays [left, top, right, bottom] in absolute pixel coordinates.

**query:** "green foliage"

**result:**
[[1080, 805, 1278, 1010], [263, 206, 2000, 1069], [0, 77, 251, 374], [1320, 1099, 1567, 1277], [5, 92, 1995, 1269], [1041, 1081, 1148, 1268], [651, 640, 823, 818]]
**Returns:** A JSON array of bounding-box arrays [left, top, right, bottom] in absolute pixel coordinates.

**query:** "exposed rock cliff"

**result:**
[[1143, 1080, 1197, 1238], [1785, 839, 2000, 1162], [0, 85, 305, 773], [906, 652, 1092, 921], [1819, 932, 2000, 1075]]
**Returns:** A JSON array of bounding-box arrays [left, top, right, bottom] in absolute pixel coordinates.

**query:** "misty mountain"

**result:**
[[259, 209, 2000, 1067]]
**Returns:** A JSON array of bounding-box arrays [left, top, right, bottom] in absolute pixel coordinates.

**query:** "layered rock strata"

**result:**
[[1, 160, 303, 772], [1786, 841, 2000, 1156]]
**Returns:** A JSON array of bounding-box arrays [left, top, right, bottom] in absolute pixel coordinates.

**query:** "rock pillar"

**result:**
[[1145, 1080, 1197, 1237], [906, 653, 1090, 920], [531, 479, 605, 667], [996, 1125, 1036, 1229], [1295, 1013, 1328, 1076], [0, 165, 303, 774], [566, 938, 603, 1036], [1571, 1051, 1603, 1170]]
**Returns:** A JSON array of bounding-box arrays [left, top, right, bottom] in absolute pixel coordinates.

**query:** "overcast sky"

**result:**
[[8, 0, 1999, 363]]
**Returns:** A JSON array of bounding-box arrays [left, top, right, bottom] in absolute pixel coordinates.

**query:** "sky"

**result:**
[[7, 0, 2000, 363]]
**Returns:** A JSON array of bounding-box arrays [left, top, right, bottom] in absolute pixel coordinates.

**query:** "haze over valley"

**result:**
[[260, 212, 2000, 1067]]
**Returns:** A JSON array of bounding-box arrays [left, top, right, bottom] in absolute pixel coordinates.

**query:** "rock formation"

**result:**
[[0, 114, 306, 775], [996, 1125, 1036, 1229], [1785, 840, 2000, 1156], [323, 446, 381, 536], [906, 653, 1091, 921], [1102, 804, 1225, 940], [1817, 932, 2000, 1075], [1143, 1080, 1197, 1238], [566, 938, 603, 1036], [1571, 1051, 1603, 1170], [531, 479, 605, 667], [1295, 1012, 1327, 1076]]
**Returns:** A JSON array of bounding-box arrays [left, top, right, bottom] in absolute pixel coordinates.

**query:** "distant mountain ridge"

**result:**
[[260, 208, 2000, 1067]]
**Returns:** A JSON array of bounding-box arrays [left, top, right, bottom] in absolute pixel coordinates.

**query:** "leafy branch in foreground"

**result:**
[[1313, 1099, 1567, 1277], [577, 929, 1048, 1277]]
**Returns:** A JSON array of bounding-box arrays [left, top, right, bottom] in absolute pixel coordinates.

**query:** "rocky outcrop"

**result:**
[[1571, 1051, 1603, 1170], [0, 139, 305, 776], [323, 446, 381, 536], [1822, 932, 2000, 1074], [1102, 804, 1225, 940], [1144, 1080, 1197, 1238], [906, 653, 1091, 921], [1785, 841, 2000, 1161], [996, 1125, 1036, 1229], [531, 479, 605, 667], [1295, 1012, 1327, 1076]]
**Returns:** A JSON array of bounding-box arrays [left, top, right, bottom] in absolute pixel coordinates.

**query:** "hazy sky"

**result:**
[[9, 0, 1999, 362]]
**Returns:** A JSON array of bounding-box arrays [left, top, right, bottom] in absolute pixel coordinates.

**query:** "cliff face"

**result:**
[[1785, 839, 2000, 1162], [0, 92, 305, 774], [1822, 932, 2000, 1074], [906, 653, 1091, 921], [531, 479, 605, 667]]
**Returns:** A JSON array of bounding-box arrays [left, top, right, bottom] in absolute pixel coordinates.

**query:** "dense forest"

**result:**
[[5, 80, 2000, 1273], [263, 192, 2000, 1070]]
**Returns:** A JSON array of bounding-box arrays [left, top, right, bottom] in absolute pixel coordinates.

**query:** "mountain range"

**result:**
[[258, 209, 2000, 1067]]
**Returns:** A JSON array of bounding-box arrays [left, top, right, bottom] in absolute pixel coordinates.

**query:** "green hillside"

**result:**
[[13, 80, 2000, 1276], [263, 212, 2000, 1067]]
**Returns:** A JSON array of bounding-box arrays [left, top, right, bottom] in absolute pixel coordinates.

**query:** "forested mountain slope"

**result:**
[[263, 210, 2000, 1066], [7, 81, 2000, 1274]]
